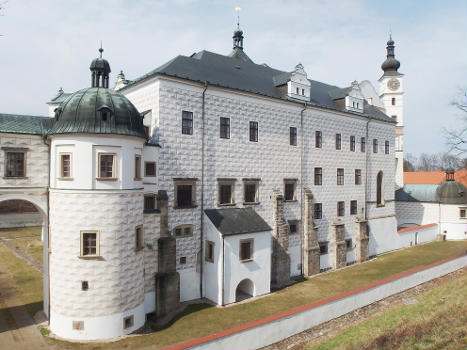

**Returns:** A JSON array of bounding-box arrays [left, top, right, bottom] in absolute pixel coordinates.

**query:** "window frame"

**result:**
[[243, 178, 260, 205], [288, 220, 299, 234], [385, 140, 390, 154], [337, 201, 345, 217], [249, 121, 258, 142], [135, 225, 144, 251], [79, 230, 100, 258], [314, 167, 322, 186], [205, 240, 214, 263], [143, 193, 157, 213], [315, 130, 322, 148], [459, 207, 467, 219], [239, 238, 254, 262], [173, 224, 193, 238], [350, 136, 356, 152], [337, 168, 344, 185], [58, 152, 72, 180], [335, 133, 342, 150], [220, 117, 231, 139], [314, 203, 322, 219], [97, 152, 117, 180], [123, 315, 134, 330], [218, 178, 236, 206], [345, 238, 353, 251], [284, 179, 297, 201], [290, 127, 297, 146], [376, 171, 385, 206], [319, 241, 328, 255], [373, 139, 378, 153], [350, 200, 358, 215], [173, 179, 197, 209], [355, 169, 362, 185], [144, 161, 156, 177], [182, 110, 193, 135], [4, 149, 27, 178], [361, 137, 366, 153], [134, 154, 142, 180]]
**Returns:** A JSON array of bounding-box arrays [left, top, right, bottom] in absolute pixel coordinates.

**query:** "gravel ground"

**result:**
[[261, 267, 466, 350]]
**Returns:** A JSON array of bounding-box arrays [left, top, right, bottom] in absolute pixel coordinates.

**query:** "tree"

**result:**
[[444, 89, 467, 157]]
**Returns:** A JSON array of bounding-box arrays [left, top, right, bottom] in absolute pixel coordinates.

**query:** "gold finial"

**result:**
[[235, 6, 241, 28]]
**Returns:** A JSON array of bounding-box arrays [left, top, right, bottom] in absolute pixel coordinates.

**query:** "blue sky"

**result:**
[[0, 0, 465, 157]]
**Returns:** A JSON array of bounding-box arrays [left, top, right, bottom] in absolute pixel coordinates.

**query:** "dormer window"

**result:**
[[54, 107, 62, 121], [98, 106, 112, 122], [345, 81, 364, 113], [285, 63, 311, 102]]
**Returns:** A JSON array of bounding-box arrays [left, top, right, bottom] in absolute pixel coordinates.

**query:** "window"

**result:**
[[337, 201, 345, 216], [72, 321, 84, 331], [144, 126, 150, 138], [314, 203, 322, 219], [290, 127, 297, 146], [296, 87, 299, 94], [100, 108, 111, 122], [5, 151, 26, 178], [80, 231, 99, 257], [144, 194, 156, 213], [144, 162, 156, 177], [337, 168, 344, 185], [335, 133, 341, 150], [319, 242, 328, 255], [81, 281, 89, 291], [220, 117, 230, 139], [173, 224, 193, 237], [288, 220, 298, 234], [350, 200, 357, 215], [377, 171, 384, 206], [345, 239, 352, 250], [460, 208, 466, 218], [284, 179, 297, 201], [391, 115, 397, 121], [385, 140, 390, 154], [182, 111, 193, 135], [134, 155, 142, 180], [243, 179, 259, 204], [350, 136, 356, 152], [60, 153, 72, 178], [315, 131, 322, 148], [373, 139, 378, 153], [174, 179, 196, 208], [180, 257, 186, 264], [218, 179, 235, 205], [392, 97, 396, 105], [249, 121, 258, 142], [361, 137, 366, 152], [205, 240, 214, 262], [239, 239, 253, 262], [98, 153, 116, 179], [314, 167, 322, 185], [123, 315, 134, 329], [135, 226, 143, 251], [355, 169, 361, 185], [302, 88, 305, 96]]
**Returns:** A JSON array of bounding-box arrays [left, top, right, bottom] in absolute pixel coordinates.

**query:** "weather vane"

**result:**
[[235, 6, 241, 28]]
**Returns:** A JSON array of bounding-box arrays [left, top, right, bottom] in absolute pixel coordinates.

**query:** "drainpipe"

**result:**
[[364, 118, 370, 220], [221, 236, 225, 306], [299, 103, 307, 276], [42, 134, 51, 321], [200, 81, 208, 299]]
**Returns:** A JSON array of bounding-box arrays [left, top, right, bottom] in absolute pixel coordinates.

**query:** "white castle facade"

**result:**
[[0, 30, 417, 341]]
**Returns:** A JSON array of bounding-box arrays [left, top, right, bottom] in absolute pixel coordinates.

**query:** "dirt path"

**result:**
[[0, 258, 50, 350], [261, 267, 467, 350]]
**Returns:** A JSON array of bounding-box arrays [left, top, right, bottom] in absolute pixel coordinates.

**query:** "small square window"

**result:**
[[288, 220, 298, 234], [335, 134, 341, 150], [392, 97, 396, 106], [5, 151, 26, 178], [98, 153, 116, 179], [81, 281, 88, 291], [337, 168, 344, 185], [80, 231, 99, 257], [355, 169, 362, 185], [220, 117, 230, 139], [319, 242, 328, 255], [135, 226, 143, 251], [290, 127, 297, 146], [182, 111, 193, 135], [123, 315, 134, 329], [314, 167, 322, 186], [249, 121, 258, 142], [239, 239, 253, 262], [345, 238, 352, 250], [205, 240, 214, 263], [173, 225, 193, 238], [145, 162, 156, 177], [180, 256, 186, 264], [284, 180, 297, 201], [314, 203, 322, 219], [175, 228, 182, 236], [337, 201, 345, 216], [144, 194, 156, 212], [350, 200, 357, 215], [72, 321, 84, 331], [60, 153, 72, 178], [315, 131, 322, 148], [460, 208, 466, 218], [350, 136, 356, 152]]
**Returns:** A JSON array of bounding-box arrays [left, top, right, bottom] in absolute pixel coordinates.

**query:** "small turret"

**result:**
[[90, 45, 111, 88], [381, 34, 401, 74]]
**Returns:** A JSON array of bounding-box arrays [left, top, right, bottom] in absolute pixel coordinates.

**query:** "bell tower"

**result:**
[[378, 34, 404, 188]]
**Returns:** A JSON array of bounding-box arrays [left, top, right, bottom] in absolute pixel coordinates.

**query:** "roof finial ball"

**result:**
[[90, 44, 111, 88], [233, 6, 244, 50]]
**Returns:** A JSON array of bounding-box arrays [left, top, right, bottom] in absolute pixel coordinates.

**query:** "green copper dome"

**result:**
[[435, 178, 467, 205], [49, 87, 146, 138]]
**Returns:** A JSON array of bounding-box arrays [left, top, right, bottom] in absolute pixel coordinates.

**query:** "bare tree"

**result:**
[[444, 89, 467, 157]]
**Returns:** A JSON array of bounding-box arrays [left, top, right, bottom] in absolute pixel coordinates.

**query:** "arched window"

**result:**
[[377, 171, 384, 206], [98, 105, 112, 122]]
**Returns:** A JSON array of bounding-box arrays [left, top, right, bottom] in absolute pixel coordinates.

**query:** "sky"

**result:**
[[0, 0, 465, 157]]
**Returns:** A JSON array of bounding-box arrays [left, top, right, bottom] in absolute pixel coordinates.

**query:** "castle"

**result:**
[[1, 28, 434, 341]]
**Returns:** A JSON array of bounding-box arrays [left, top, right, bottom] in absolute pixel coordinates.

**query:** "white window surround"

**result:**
[[79, 230, 100, 258]]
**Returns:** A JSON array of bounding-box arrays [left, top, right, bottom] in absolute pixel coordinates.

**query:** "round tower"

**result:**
[[47, 48, 147, 340], [378, 34, 404, 189]]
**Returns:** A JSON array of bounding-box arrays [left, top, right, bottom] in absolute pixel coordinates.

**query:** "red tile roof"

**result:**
[[404, 170, 467, 187], [397, 223, 437, 233]]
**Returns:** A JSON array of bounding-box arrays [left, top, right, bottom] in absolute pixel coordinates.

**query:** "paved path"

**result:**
[[0, 256, 50, 349]]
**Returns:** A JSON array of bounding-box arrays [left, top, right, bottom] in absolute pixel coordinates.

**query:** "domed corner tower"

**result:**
[[47, 47, 148, 341]]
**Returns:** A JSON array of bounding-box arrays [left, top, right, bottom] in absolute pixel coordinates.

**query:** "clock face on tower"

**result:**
[[387, 78, 400, 91]]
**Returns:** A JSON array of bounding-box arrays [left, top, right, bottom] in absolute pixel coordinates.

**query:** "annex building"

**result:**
[[0, 27, 435, 341]]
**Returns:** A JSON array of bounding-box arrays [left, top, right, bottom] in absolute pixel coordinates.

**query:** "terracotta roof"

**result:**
[[398, 223, 437, 233], [404, 170, 467, 187]]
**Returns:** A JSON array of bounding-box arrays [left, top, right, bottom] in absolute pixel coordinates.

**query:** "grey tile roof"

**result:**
[[122, 50, 395, 124], [204, 207, 272, 236], [395, 184, 439, 203], [0, 113, 53, 135]]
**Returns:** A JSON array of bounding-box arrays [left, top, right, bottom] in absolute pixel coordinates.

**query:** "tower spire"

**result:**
[[381, 33, 400, 74], [90, 45, 111, 88], [232, 6, 244, 50]]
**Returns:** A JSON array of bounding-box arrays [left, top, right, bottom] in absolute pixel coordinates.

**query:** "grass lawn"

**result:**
[[44, 240, 466, 350], [0, 226, 43, 262], [303, 270, 467, 350]]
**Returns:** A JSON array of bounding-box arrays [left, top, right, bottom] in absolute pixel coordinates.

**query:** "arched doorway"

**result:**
[[235, 278, 255, 302]]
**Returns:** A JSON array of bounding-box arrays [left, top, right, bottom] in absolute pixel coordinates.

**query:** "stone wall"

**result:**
[[271, 190, 291, 288], [331, 220, 347, 269], [303, 189, 320, 276]]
